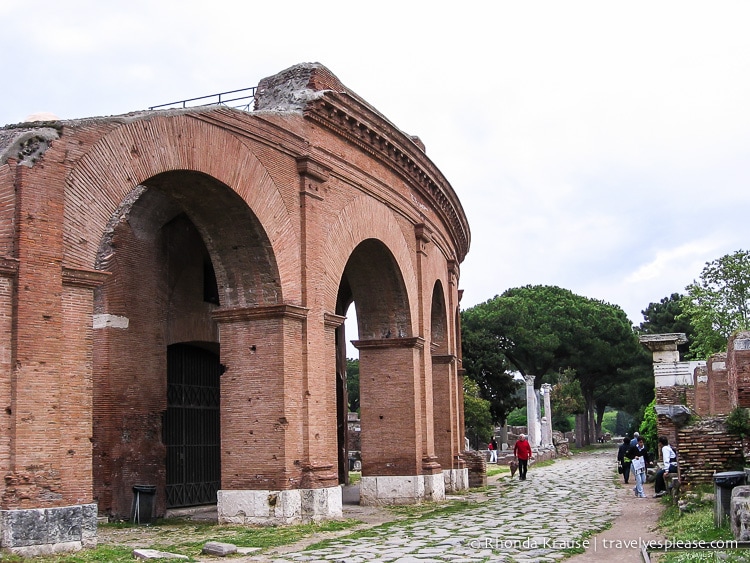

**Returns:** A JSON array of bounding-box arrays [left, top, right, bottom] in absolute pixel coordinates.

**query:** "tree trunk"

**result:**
[[575, 413, 585, 448]]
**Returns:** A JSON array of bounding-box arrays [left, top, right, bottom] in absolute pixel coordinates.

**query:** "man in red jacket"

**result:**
[[513, 434, 534, 481]]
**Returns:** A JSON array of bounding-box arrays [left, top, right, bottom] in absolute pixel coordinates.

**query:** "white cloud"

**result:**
[[3, 0, 750, 329]]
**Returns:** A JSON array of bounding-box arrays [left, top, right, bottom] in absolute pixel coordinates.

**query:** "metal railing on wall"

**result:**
[[149, 87, 257, 112]]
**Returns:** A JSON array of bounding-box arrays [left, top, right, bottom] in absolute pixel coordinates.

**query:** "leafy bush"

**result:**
[[726, 407, 750, 437], [639, 397, 657, 454]]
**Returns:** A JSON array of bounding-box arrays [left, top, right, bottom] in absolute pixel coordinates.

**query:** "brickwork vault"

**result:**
[[0, 63, 470, 552]]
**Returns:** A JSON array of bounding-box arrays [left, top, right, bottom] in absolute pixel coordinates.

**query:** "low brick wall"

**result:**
[[461, 451, 487, 489], [677, 418, 744, 485]]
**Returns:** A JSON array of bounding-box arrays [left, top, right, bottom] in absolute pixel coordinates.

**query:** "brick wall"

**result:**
[[0, 63, 470, 519], [708, 353, 731, 415], [729, 333, 750, 409], [677, 418, 744, 485]]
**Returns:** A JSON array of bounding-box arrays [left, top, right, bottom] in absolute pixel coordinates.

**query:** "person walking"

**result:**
[[654, 436, 678, 497], [628, 432, 640, 481], [627, 436, 650, 498], [617, 437, 632, 484], [489, 437, 498, 464], [513, 433, 533, 481]]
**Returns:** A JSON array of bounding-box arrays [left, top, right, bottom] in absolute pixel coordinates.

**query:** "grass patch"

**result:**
[[560, 522, 612, 556], [487, 465, 510, 477], [27, 519, 363, 562], [656, 502, 744, 562], [349, 471, 361, 485]]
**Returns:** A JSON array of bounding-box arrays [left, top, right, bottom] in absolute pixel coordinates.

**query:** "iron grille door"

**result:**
[[165, 344, 221, 508]]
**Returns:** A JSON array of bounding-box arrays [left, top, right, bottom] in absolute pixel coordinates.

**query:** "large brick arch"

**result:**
[[0, 63, 470, 547], [321, 194, 418, 325], [64, 114, 300, 306]]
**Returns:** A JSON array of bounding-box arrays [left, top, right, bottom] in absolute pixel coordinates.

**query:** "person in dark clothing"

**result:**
[[627, 436, 651, 498], [617, 437, 632, 484]]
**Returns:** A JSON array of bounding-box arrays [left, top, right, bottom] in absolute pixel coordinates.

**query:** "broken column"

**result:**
[[525, 375, 540, 448], [542, 383, 553, 447]]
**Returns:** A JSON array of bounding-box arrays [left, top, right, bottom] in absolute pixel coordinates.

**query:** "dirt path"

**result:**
[[566, 475, 666, 562]]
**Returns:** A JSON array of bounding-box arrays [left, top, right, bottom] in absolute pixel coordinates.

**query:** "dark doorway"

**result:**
[[164, 343, 221, 508]]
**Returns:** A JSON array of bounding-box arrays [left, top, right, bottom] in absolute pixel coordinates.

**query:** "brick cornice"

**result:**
[[351, 336, 425, 351], [62, 267, 111, 288], [0, 257, 19, 278], [303, 94, 470, 262], [212, 304, 308, 323]]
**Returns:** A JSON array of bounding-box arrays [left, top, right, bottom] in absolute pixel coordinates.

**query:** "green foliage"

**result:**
[[639, 293, 696, 360], [462, 285, 644, 445], [463, 378, 494, 448], [639, 397, 658, 454], [726, 407, 750, 437], [550, 369, 585, 414], [682, 249, 750, 359], [614, 410, 633, 436], [600, 410, 619, 435], [658, 503, 736, 562], [460, 305, 524, 424], [506, 406, 527, 426], [346, 358, 360, 413]]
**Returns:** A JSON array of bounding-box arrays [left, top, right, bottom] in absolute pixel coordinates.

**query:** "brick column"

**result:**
[[354, 337, 445, 505], [213, 305, 341, 525]]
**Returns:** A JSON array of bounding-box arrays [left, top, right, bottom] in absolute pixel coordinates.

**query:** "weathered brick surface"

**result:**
[[677, 418, 744, 485], [708, 353, 731, 414], [729, 333, 750, 409], [0, 63, 469, 519]]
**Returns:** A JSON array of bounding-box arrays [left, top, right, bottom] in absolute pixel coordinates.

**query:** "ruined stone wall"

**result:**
[[694, 365, 709, 416], [708, 353, 731, 415], [729, 333, 750, 409], [677, 418, 744, 485]]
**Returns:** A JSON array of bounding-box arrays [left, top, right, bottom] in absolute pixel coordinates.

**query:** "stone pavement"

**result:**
[[248, 449, 659, 563]]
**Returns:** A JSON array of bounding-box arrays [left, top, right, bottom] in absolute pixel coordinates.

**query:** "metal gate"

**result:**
[[164, 344, 221, 508]]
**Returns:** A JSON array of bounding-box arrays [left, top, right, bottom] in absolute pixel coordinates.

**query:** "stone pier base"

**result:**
[[217, 486, 342, 525], [0, 503, 98, 557], [443, 468, 469, 493], [360, 474, 446, 506]]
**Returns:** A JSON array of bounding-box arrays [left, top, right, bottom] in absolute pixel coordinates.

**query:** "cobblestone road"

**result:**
[[258, 449, 625, 563]]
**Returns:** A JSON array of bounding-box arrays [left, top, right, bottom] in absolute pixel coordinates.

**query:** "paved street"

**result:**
[[254, 449, 642, 563]]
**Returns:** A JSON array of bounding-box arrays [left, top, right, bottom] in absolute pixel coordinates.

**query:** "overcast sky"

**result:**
[[2, 1, 749, 327]]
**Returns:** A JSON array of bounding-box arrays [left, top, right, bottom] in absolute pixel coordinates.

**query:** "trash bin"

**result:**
[[714, 471, 746, 527], [131, 485, 157, 524]]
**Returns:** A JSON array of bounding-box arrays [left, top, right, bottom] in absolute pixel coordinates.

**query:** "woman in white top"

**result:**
[[654, 435, 677, 497]]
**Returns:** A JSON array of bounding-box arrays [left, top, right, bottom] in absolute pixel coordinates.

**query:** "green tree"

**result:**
[[462, 285, 643, 445], [346, 358, 360, 413], [682, 250, 750, 359], [460, 314, 523, 425], [463, 378, 494, 449], [550, 368, 585, 432], [639, 293, 695, 360], [638, 397, 658, 455]]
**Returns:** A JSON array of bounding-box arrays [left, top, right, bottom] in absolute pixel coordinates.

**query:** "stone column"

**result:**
[[542, 383, 553, 446], [525, 375, 540, 448]]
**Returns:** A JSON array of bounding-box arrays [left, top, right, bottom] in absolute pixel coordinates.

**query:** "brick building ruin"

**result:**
[[0, 63, 470, 554], [641, 333, 749, 486]]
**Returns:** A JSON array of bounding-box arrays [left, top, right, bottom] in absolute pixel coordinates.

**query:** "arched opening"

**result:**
[[334, 239, 416, 501], [92, 170, 281, 518]]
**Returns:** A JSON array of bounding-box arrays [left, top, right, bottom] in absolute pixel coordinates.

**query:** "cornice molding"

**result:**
[[303, 94, 470, 262]]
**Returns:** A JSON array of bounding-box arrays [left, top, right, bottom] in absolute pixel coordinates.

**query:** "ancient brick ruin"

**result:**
[[641, 333, 750, 486], [0, 63, 470, 554]]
